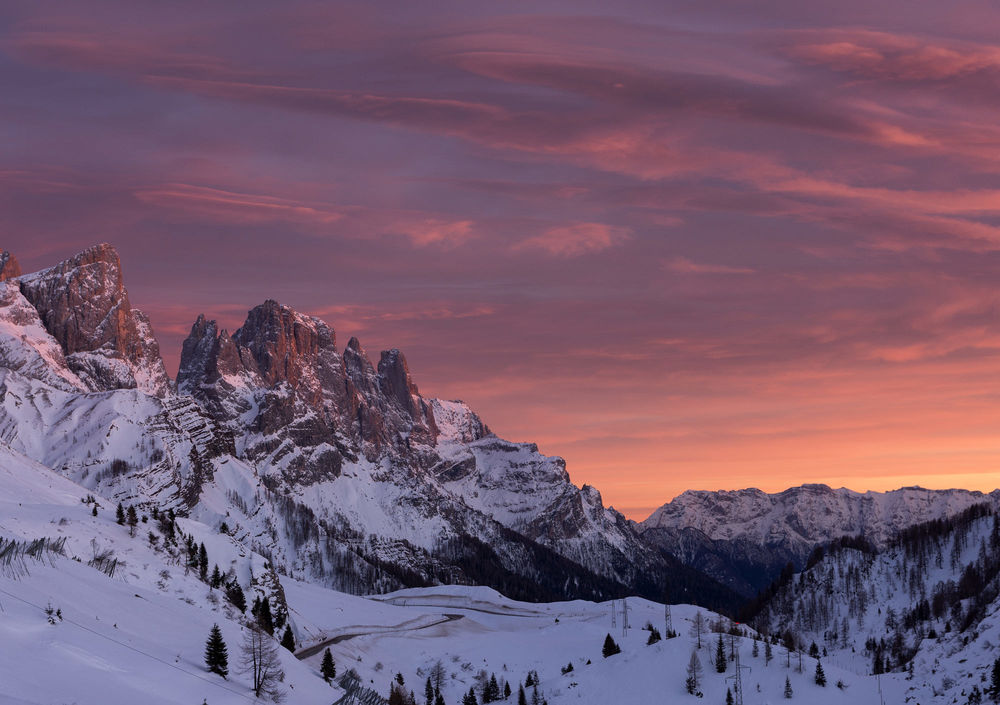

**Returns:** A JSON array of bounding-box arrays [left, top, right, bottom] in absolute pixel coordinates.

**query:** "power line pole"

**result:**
[[622, 598, 630, 637], [665, 603, 672, 636], [611, 600, 616, 629], [726, 645, 750, 705]]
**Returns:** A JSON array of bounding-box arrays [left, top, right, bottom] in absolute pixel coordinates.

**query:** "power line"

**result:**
[[0, 585, 263, 703]]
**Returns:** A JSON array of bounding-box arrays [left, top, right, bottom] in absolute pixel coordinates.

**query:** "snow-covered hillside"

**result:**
[[0, 446, 886, 704], [752, 504, 1000, 704]]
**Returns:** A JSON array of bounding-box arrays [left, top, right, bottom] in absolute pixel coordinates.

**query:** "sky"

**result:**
[[4, 1, 1000, 518]]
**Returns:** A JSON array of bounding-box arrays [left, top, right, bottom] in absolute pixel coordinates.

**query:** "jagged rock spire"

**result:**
[[15, 243, 170, 396]]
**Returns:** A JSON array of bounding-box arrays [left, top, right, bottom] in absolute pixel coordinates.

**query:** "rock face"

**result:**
[[639, 484, 1000, 596], [177, 300, 439, 483], [15, 244, 170, 397], [0, 250, 21, 281]]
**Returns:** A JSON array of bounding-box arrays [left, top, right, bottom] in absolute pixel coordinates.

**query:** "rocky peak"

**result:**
[[0, 250, 21, 281], [232, 299, 340, 397], [378, 349, 420, 414], [15, 243, 170, 397]]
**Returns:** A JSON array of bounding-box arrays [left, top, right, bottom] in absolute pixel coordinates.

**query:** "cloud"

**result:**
[[779, 29, 1000, 81], [134, 184, 343, 225], [663, 256, 755, 275], [514, 223, 630, 256]]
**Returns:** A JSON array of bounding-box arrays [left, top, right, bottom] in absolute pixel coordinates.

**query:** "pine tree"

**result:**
[[463, 687, 478, 705], [517, 685, 527, 705], [815, 659, 826, 687], [281, 624, 295, 651], [504, 682, 511, 699], [784, 676, 793, 699], [991, 657, 1000, 701], [225, 580, 246, 612], [765, 640, 773, 665], [253, 596, 275, 634], [425, 677, 435, 705], [198, 543, 209, 581], [602, 634, 621, 658], [126, 505, 138, 536], [204, 623, 229, 678], [116, 502, 125, 525], [320, 647, 336, 683], [435, 694, 445, 705], [210, 564, 222, 589], [726, 687, 734, 705], [752, 638, 759, 658], [92, 504, 98, 517], [715, 633, 727, 673]]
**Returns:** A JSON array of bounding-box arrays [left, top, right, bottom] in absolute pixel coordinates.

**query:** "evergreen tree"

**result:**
[[765, 640, 773, 665], [204, 623, 229, 678], [517, 685, 527, 705], [715, 633, 727, 673], [198, 543, 209, 581], [487, 674, 500, 702], [752, 638, 759, 658], [253, 596, 275, 634], [281, 624, 295, 651], [784, 676, 793, 699], [435, 694, 445, 705], [126, 505, 138, 536], [210, 564, 223, 589], [116, 502, 125, 525], [92, 504, 98, 517], [462, 687, 478, 705], [646, 626, 661, 645], [726, 687, 734, 705], [602, 634, 621, 658], [504, 682, 511, 699], [425, 677, 435, 705], [815, 659, 826, 687], [991, 657, 1000, 702], [320, 648, 336, 683], [225, 580, 246, 612]]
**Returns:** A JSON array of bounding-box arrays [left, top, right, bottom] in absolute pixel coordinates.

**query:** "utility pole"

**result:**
[[726, 645, 750, 705], [622, 598, 630, 637], [664, 603, 672, 636], [611, 600, 616, 629]]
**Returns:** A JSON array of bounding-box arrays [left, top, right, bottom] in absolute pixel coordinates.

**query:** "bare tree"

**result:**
[[429, 659, 447, 694], [239, 625, 285, 702], [685, 650, 703, 694], [689, 612, 706, 649]]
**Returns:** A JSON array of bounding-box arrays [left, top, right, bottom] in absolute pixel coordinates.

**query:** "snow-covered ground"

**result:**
[[0, 440, 889, 704]]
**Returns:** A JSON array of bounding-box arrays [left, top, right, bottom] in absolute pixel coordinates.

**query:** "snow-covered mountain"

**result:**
[[749, 503, 1000, 703], [0, 243, 735, 608], [639, 484, 1000, 597]]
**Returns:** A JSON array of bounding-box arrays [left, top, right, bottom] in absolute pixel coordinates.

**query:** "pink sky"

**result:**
[[4, 1, 1000, 517]]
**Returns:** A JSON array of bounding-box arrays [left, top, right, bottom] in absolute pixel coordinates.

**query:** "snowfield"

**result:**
[[0, 441, 891, 705]]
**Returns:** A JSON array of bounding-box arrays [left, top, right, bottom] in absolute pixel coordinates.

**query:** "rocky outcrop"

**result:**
[[177, 300, 443, 483], [15, 244, 170, 397], [0, 250, 21, 281]]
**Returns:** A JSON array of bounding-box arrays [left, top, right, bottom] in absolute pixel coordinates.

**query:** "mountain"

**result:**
[[748, 503, 1000, 703], [639, 484, 1000, 597], [0, 243, 738, 610]]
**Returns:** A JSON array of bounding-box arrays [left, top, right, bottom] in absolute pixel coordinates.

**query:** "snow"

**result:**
[[0, 439, 888, 705]]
